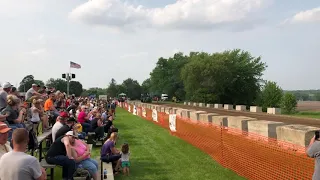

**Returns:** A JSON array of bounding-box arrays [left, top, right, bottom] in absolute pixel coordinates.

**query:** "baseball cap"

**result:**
[[65, 131, 77, 138], [2, 82, 12, 89], [59, 112, 69, 119], [0, 122, 11, 133]]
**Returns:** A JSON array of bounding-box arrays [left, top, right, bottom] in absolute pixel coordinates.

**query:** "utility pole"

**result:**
[[62, 73, 75, 97]]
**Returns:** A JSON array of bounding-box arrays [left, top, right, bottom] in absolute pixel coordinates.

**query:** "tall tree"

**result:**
[[69, 81, 83, 97], [106, 78, 118, 97], [121, 78, 141, 100], [258, 81, 283, 111], [181, 49, 267, 104], [141, 78, 151, 94], [19, 75, 35, 92], [149, 52, 188, 99]]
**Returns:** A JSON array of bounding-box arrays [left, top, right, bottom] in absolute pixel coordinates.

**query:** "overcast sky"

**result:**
[[0, 0, 319, 90]]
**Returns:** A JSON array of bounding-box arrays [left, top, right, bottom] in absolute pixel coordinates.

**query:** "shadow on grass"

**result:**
[[115, 160, 172, 180]]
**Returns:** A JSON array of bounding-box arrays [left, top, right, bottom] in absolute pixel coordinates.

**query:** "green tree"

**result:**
[[121, 78, 141, 100], [46, 78, 67, 92], [281, 92, 297, 114], [69, 81, 83, 97], [46, 78, 83, 96], [141, 78, 151, 94], [18, 75, 43, 92], [181, 49, 267, 104], [259, 81, 283, 111], [149, 52, 188, 100], [106, 78, 118, 97], [85, 88, 107, 97]]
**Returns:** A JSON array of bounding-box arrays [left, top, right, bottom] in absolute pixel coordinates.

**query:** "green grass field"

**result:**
[[112, 108, 244, 180], [290, 111, 320, 119], [51, 108, 244, 180]]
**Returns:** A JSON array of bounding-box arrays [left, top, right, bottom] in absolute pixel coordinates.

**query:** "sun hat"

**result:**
[[0, 122, 11, 133], [65, 131, 77, 138], [2, 82, 12, 89]]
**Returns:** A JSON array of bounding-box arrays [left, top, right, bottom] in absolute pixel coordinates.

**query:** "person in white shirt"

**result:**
[[52, 112, 69, 142], [0, 128, 46, 180], [0, 122, 12, 158]]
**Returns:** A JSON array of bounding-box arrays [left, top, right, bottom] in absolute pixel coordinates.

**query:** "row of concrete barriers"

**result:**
[[128, 101, 318, 150], [184, 102, 281, 115]]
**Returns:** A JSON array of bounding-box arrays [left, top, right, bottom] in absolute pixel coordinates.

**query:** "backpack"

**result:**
[[28, 130, 39, 150]]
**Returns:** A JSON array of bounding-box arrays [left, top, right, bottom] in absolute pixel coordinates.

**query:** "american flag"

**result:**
[[70, 61, 81, 69]]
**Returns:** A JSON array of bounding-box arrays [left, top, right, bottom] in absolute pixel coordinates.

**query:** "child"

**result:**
[[120, 143, 130, 176]]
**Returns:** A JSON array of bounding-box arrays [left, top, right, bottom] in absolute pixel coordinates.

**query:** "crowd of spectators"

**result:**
[[0, 82, 124, 180]]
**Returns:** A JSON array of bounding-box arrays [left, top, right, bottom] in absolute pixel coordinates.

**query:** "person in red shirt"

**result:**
[[77, 105, 91, 133]]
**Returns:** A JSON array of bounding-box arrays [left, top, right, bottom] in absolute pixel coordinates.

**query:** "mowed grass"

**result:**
[[112, 108, 245, 180], [290, 111, 320, 119]]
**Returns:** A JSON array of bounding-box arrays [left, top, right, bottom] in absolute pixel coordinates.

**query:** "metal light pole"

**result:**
[[66, 73, 70, 97], [63, 73, 75, 97]]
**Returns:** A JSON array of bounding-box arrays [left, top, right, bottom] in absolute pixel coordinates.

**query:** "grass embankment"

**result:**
[[290, 111, 320, 119], [51, 108, 244, 179]]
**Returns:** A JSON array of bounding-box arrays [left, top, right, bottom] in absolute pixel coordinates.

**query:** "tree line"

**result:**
[[18, 48, 300, 113], [141, 49, 297, 113]]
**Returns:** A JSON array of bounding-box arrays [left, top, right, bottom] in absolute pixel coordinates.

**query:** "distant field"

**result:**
[[297, 101, 320, 111]]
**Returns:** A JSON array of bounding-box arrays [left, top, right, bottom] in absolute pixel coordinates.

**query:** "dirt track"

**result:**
[[155, 103, 320, 128]]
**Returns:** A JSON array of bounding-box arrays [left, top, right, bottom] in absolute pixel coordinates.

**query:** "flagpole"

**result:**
[[67, 61, 71, 97]]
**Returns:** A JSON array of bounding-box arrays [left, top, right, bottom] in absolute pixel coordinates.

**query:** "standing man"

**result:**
[[0, 128, 46, 180], [0, 82, 12, 111]]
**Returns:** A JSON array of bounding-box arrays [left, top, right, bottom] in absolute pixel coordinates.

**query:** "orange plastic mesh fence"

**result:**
[[122, 103, 314, 179]]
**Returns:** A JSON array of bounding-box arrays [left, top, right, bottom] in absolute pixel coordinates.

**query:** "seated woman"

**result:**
[[77, 105, 92, 133], [0, 95, 26, 142], [101, 132, 121, 174], [90, 113, 105, 140], [71, 139, 99, 180]]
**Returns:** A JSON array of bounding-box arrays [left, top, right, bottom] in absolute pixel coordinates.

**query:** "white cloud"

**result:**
[[69, 0, 270, 30], [283, 7, 320, 24], [120, 52, 148, 58]]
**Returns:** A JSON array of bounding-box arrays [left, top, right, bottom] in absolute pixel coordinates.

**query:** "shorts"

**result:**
[[121, 161, 130, 168]]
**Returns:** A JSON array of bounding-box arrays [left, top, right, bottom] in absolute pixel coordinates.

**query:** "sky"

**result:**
[[0, 0, 319, 90]]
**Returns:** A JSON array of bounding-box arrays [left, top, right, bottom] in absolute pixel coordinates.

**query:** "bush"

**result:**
[[281, 93, 297, 114]]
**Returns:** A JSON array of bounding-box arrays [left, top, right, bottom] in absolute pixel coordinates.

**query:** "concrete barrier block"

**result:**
[[199, 113, 219, 123], [206, 104, 213, 108], [276, 125, 319, 147], [175, 108, 184, 117], [274, 108, 281, 114], [193, 102, 198, 106], [160, 106, 166, 112], [181, 109, 193, 119], [248, 120, 285, 139], [228, 116, 257, 132], [165, 107, 172, 114], [250, 106, 262, 113], [267, 108, 273, 114], [236, 105, 246, 111], [190, 111, 207, 121], [198, 103, 205, 107], [267, 108, 282, 115], [172, 108, 179, 114], [188, 102, 192, 106], [211, 116, 229, 127], [184, 102, 187, 105], [224, 104, 233, 110], [214, 104, 223, 109]]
